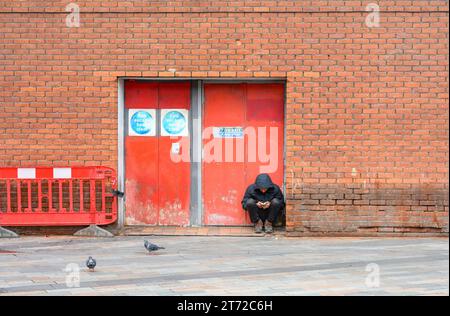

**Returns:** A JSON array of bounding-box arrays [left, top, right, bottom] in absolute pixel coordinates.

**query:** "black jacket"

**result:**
[[241, 174, 285, 210]]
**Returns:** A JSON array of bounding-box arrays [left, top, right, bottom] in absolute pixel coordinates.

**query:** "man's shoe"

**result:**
[[254, 220, 263, 234], [264, 221, 273, 234]]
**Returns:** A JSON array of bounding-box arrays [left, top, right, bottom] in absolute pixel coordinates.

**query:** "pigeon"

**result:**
[[144, 240, 165, 253], [86, 256, 96, 271]]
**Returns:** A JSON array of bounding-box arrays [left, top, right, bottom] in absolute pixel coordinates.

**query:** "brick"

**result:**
[[0, 0, 448, 236]]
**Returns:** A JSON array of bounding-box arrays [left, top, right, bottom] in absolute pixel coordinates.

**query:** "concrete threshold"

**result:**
[[119, 225, 286, 237]]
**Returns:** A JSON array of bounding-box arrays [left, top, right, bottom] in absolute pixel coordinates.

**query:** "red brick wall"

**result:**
[[0, 1, 448, 235]]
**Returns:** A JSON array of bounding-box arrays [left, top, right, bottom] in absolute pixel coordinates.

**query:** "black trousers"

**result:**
[[245, 198, 283, 224]]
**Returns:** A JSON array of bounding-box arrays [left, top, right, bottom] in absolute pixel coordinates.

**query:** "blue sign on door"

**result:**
[[162, 110, 188, 136], [129, 110, 155, 136]]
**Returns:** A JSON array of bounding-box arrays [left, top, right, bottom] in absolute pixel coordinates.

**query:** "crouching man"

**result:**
[[241, 174, 285, 234]]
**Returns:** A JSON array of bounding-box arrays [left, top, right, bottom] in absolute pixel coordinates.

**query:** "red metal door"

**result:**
[[203, 83, 284, 226], [203, 84, 247, 225], [125, 81, 191, 226], [158, 83, 191, 225]]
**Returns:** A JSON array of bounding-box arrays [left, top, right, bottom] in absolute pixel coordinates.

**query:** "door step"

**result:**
[[120, 226, 285, 237]]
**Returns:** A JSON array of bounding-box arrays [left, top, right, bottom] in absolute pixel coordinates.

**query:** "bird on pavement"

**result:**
[[144, 240, 165, 253], [86, 256, 96, 271]]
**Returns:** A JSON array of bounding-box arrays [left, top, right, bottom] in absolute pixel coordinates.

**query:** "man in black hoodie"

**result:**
[[241, 174, 285, 234]]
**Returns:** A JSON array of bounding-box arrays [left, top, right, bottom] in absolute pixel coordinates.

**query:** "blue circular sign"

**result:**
[[162, 110, 186, 135], [130, 111, 153, 135]]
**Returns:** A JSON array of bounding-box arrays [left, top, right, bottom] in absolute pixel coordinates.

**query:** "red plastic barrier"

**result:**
[[0, 167, 117, 226]]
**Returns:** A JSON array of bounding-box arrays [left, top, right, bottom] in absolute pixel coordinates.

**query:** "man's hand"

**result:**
[[257, 201, 271, 209]]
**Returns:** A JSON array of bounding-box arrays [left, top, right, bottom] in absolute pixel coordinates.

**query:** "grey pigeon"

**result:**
[[144, 240, 165, 253], [86, 256, 96, 271]]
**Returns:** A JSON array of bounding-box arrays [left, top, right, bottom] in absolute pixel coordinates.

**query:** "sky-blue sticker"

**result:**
[[162, 110, 187, 135], [130, 111, 153, 135]]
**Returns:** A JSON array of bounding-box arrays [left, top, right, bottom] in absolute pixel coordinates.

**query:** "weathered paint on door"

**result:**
[[125, 81, 191, 226], [203, 83, 285, 226]]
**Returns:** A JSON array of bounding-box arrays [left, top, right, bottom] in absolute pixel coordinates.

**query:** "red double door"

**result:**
[[125, 81, 284, 226]]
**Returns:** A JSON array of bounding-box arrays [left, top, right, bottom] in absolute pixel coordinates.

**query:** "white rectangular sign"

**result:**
[[53, 168, 72, 179], [18, 168, 36, 179], [213, 127, 244, 139]]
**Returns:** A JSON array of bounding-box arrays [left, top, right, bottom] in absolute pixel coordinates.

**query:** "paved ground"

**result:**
[[0, 236, 448, 296]]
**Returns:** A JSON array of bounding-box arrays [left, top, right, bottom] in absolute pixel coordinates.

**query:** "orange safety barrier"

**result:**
[[0, 167, 118, 226]]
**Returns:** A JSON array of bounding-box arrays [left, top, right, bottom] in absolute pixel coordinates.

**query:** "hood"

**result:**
[[254, 174, 274, 190]]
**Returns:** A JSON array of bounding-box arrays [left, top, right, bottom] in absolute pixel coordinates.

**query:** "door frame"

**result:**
[[118, 78, 286, 229]]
